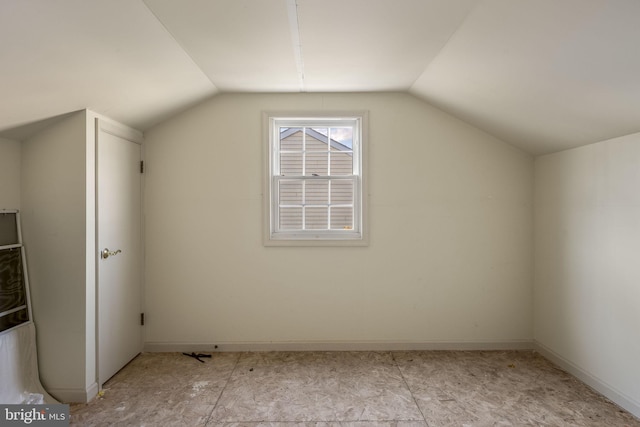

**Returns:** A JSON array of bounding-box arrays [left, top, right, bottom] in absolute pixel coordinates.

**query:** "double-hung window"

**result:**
[[264, 112, 367, 245]]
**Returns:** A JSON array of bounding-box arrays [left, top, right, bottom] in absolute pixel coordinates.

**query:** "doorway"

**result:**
[[96, 119, 143, 386]]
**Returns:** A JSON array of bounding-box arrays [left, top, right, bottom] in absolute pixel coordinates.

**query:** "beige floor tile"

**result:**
[[68, 350, 640, 426], [210, 352, 423, 423], [70, 386, 214, 426], [104, 352, 238, 390], [340, 422, 428, 427], [207, 423, 340, 427], [393, 350, 640, 427]]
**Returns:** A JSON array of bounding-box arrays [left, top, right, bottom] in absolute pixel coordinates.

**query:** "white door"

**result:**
[[97, 120, 143, 386]]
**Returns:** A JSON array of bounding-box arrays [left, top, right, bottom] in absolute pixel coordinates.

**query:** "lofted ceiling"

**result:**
[[1, 0, 639, 155]]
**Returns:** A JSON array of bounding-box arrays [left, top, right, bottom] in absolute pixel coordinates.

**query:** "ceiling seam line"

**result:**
[[286, 0, 305, 92]]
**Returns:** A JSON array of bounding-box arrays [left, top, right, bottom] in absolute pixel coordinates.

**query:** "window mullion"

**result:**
[[327, 178, 332, 230], [327, 127, 331, 177], [326, 127, 331, 231], [302, 128, 306, 231], [302, 126, 306, 177], [273, 126, 280, 176], [273, 176, 279, 232], [302, 178, 306, 231]]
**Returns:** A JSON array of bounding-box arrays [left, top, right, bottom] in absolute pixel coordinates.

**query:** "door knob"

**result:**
[[101, 248, 122, 259]]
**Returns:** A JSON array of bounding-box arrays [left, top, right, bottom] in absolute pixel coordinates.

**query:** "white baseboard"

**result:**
[[48, 382, 98, 404], [534, 341, 640, 420], [144, 339, 534, 353]]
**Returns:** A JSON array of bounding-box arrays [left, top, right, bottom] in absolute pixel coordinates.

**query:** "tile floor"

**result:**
[[70, 351, 640, 426]]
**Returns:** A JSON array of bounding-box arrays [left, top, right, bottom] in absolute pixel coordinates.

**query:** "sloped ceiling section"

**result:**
[[144, 0, 302, 92], [1, 0, 639, 155], [410, 0, 640, 154], [142, 0, 476, 92], [0, 0, 217, 138]]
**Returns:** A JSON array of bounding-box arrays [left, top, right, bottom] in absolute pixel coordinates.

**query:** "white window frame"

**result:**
[[263, 111, 368, 246]]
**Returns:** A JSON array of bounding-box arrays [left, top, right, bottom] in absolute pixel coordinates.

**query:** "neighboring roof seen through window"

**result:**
[[280, 127, 353, 150]]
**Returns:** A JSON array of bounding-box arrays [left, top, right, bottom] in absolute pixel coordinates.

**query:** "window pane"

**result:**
[[306, 207, 328, 230], [280, 127, 303, 151], [279, 180, 302, 205], [331, 180, 353, 204], [305, 180, 328, 205], [280, 152, 302, 175], [306, 152, 328, 176], [0, 213, 19, 246], [329, 152, 353, 175], [279, 207, 302, 230], [307, 128, 328, 150], [330, 127, 353, 150], [330, 207, 354, 230]]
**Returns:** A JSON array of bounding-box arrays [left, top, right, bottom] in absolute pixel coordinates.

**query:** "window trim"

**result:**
[[263, 111, 369, 246]]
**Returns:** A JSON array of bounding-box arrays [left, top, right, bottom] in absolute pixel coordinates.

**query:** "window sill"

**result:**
[[264, 234, 369, 247]]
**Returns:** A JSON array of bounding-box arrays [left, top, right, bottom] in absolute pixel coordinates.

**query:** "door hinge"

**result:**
[[140, 161, 145, 174], [140, 313, 145, 326]]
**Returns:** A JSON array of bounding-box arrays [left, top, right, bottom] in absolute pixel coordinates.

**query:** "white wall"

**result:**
[[0, 137, 21, 209], [21, 111, 92, 402], [144, 92, 534, 349], [534, 132, 640, 417]]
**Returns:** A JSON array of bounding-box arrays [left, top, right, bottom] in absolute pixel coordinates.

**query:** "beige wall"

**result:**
[[534, 131, 640, 416], [0, 137, 21, 209], [21, 111, 91, 401], [143, 92, 534, 348]]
